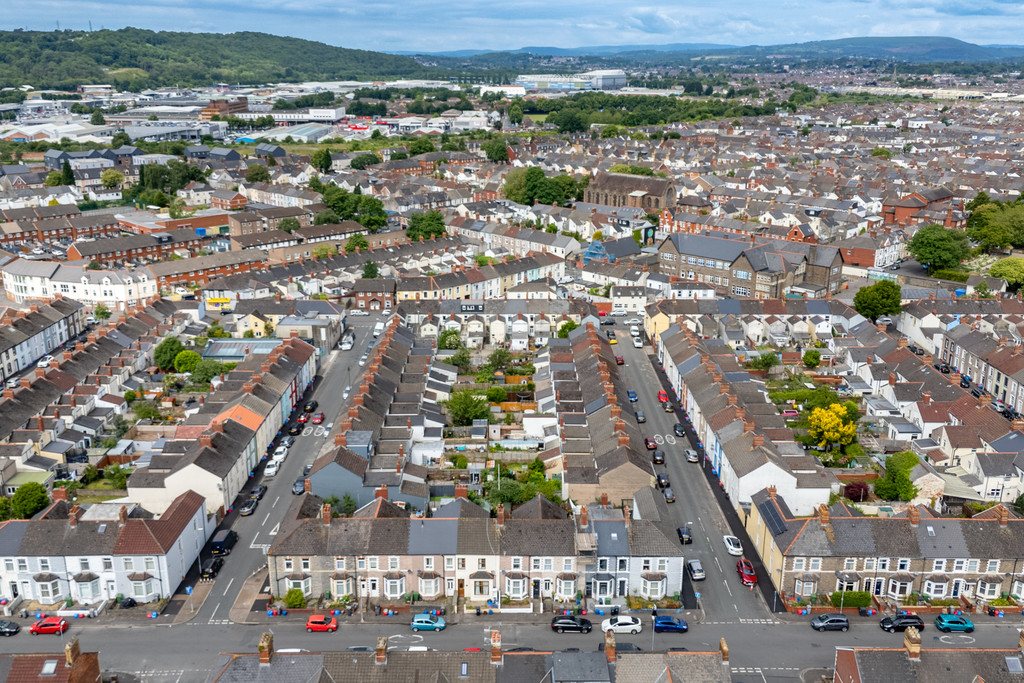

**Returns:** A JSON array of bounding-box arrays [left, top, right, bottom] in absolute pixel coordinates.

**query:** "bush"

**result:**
[[283, 588, 307, 609], [930, 269, 969, 283], [844, 480, 869, 502], [830, 591, 872, 608], [486, 387, 507, 403]]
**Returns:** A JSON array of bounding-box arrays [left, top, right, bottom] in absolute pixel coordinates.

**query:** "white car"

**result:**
[[601, 615, 643, 634], [609, 309, 627, 317], [264, 460, 281, 477], [358, 354, 368, 367], [625, 318, 642, 326], [37, 355, 53, 368], [342, 386, 351, 400], [632, 336, 643, 348], [349, 310, 370, 317], [272, 447, 288, 462], [723, 535, 743, 556]]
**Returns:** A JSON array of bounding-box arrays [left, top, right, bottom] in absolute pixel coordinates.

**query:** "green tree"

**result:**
[[803, 349, 821, 369], [523, 167, 564, 206], [557, 320, 579, 338], [349, 153, 379, 170], [283, 588, 307, 609], [153, 337, 184, 371], [100, 168, 124, 189], [990, 257, 1024, 290], [10, 482, 49, 519], [312, 244, 337, 259], [80, 464, 100, 485], [90, 110, 106, 125], [111, 131, 131, 147], [482, 139, 508, 162], [446, 389, 490, 426], [508, 102, 524, 125], [61, 160, 74, 186], [1014, 492, 1024, 516], [553, 109, 587, 133], [191, 359, 226, 384], [406, 210, 446, 241], [0, 497, 11, 522], [94, 303, 111, 320], [278, 217, 301, 233], [340, 493, 358, 517], [502, 167, 528, 204], [168, 196, 186, 219], [123, 389, 137, 403], [874, 451, 919, 501], [486, 387, 507, 403], [408, 137, 435, 155], [346, 234, 369, 252], [44, 171, 64, 186], [174, 350, 201, 373], [749, 353, 778, 371], [870, 147, 891, 160], [449, 347, 472, 373], [244, 164, 270, 183], [313, 209, 340, 225], [852, 279, 902, 322], [362, 262, 379, 279], [907, 224, 969, 271], [487, 348, 512, 371], [104, 465, 129, 490], [438, 329, 462, 350], [134, 401, 162, 421], [310, 147, 333, 173]]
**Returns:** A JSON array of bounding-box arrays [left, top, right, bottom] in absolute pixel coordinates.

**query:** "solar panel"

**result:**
[[759, 501, 788, 536]]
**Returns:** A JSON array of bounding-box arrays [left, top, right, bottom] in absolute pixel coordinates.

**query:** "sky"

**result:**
[[9, 0, 1024, 52]]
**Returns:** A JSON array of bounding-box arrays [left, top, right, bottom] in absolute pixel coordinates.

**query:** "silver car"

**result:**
[[684, 449, 699, 463], [687, 559, 705, 581]]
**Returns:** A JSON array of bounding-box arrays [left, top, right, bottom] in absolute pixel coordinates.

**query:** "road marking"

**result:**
[[303, 427, 313, 436], [939, 634, 976, 645], [208, 604, 220, 622], [269, 523, 280, 536], [722, 579, 733, 597], [665, 435, 676, 445], [314, 426, 324, 436], [273, 496, 280, 508], [713, 556, 723, 572], [654, 435, 665, 444], [249, 536, 261, 547], [261, 512, 270, 525]]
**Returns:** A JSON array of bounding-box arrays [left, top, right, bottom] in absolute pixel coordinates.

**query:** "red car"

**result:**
[[297, 412, 310, 424], [657, 390, 669, 403], [615, 356, 624, 366], [644, 438, 657, 450], [30, 617, 68, 635], [737, 558, 757, 586], [305, 614, 338, 632], [311, 411, 325, 424]]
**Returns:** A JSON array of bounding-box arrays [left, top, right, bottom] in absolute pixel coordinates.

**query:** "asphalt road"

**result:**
[[609, 324, 769, 623]]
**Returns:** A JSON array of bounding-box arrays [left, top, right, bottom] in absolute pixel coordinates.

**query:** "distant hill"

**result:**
[[0, 28, 435, 89], [394, 43, 736, 57]]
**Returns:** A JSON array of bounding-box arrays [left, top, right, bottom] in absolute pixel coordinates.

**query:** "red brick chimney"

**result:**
[[767, 485, 777, 500], [496, 503, 506, 526], [752, 433, 764, 448], [375, 636, 387, 664], [334, 433, 347, 446], [819, 503, 830, 526], [376, 484, 388, 500], [580, 505, 588, 528], [922, 392, 931, 405], [601, 492, 609, 507], [455, 484, 467, 499], [999, 505, 1009, 527], [905, 627, 921, 661], [908, 506, 920, 527], [243, 383, 253, 394], [200, 433, 213, 447], [52, 487, 68, 502], [490, 630, 502, 664], [888, 372, 896, 386], [322, 503, 331, 525], [604, 630, 616, 662], [258, 633, 274, 665]]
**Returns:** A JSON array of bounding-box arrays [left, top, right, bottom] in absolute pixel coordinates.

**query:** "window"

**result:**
[[967, 559, 980, 572], [333, 578, 354, 597], [457, 558, 466, 570], [424, 557, 434, 571], [39, 559, 49, 572], [734, 270, 750, 280], [533, 558, 553, 571], [597, 558, 608, 572], [808, 558, 822, 571], [473, 580, 488, 596], [289, 577, 311, 596], [389, 556, 400, 570], [301, 558, 310, 571], [505, 576, 527, 600], [556, 576, 577, 599], [657, 559, 668, 572], [642, 559, 652, 571], [145, 557, 155, 571], [887, 579, 912, 597], [123, 558, 134, 571], [877, 558, 890, 571], [978, 580, 1000, 599], [37, 579, 61, 603], [844, 558, 857, 571], [923, 580, 947, 598], [445, 557, 454, 571], [794, 578, 816, 596], [357, 557, 366, 571], [836, 579, 856, 592], [563, 558, 573, 572], [732, 286, 750, 297], [103, 558, 113, 571], [792, 558, 806, 571], [863, 558, 876, 571], [987, 560, 1000, 573], [617, 558, 628, 572], [511, 557, 522, 571], [131, 579, 155, 598], [932, 559, 946, 572], [335, 557, 346, 571], [478, 558, 487, 570], [384, 576, 405, 599], [368, 557, 378, 570], [419, 576, 440, 597], [897, 558, 910, 571], [1012, 581, 1024, 601]]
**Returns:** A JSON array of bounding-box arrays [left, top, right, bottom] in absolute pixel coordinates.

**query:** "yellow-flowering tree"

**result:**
[[808, 403, 857, 452]]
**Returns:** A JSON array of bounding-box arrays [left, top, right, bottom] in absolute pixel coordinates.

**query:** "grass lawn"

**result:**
[[74, 493, 124, 504]]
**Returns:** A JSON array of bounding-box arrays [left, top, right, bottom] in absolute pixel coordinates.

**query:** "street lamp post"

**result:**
[[835, 570, 847, 613]]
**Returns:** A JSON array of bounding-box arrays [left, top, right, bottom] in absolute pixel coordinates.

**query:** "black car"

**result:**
[[292, 478, 306, 495], [287, 423, 302, 435], [249, 485, 268, 500], [677, 526, 692, 544], [880, 614, 925, 633], [238, 499, 258, 516], [635, 410, 646, 424], [652, 450, 665, 465], [656, 473, 670, 489], [303, 464, 313, 476], [281, 436, 296, 449], [960, 377, 971, 389], [201, 557, 224, 580], [673, 423, 686, 437], [600, 319, 615, 326], [0, 619, 20, 636], [551, 615, 592, 633], [304, 400, 318, 412]]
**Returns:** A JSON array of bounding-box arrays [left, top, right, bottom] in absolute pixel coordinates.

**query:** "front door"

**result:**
[[952, 579, 964, 598], [618, 579, 627, 596], [8, 582, 17, 598], [532, 579, 540, 598], [458, 579, 464, 598], [369, 578, 379, 597]]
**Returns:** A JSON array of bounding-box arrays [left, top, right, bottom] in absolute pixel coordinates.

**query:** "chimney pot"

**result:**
[[490, 630, 502, 664], [819, 503, 830, 526], [908, 506, 920, 527], [904, 626, 922, 660], [322, 503, 331, 524], [601, 492, 609, 507], [580, 505, 588, 528], [455, 484, 467, 499], [604, 630, 616, 662], [375, 636, 388, 664]]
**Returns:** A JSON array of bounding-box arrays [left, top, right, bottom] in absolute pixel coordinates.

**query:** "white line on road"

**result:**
[[222, 577, 235, 596], [269, 523, 280, 536], [208, 604, 220, 622], [261, 512, 270, 525], [722, 579, 733, 597], [273, 496, 280, 508], [713, 556, 723, 572]]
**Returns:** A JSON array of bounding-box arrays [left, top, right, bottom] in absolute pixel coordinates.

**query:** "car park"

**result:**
[[0, 619, 20, 636], [674, 424, 686, 437], [663, 487, 676, 503], [651, 450, 664, 465], [410, 614, 446, 631], [29, 617, 68, 635], [305, 615, 338, 632], [684, 449, 699, 463], [880, 614, 925, 633], [686, 559, 705, 580], [601, 615, 642, 634], [736, 558, 757, 585], [677, 526, 692, 544], [201, 557, 224, 579], [238, 499, 258, 516], [551, 615, 592, 633], [653, 616, 688, 633], [811, 614, 850, 632], [935, 614, 974, 633], [644, 438, 657, 450], [249, 485, 267, 500], [723, 535, 743, 555], [635, 410, 646, 423], [627, 390, 638, 402]]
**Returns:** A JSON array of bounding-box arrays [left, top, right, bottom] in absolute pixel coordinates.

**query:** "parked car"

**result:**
[[644, 438, 657, 450], [686, 559, 705, 580], [292, 478, 306, 495], [272, 447, 288, 462], [652, 450, 665, 465], [264, 460, 281, 477], [29, 617, 68, 635], [0, 619, 20, 636], [935, 614, 974, 633], [663, 487, 676, 503], [287, 423, 302, 435], [305, 614, 338, 633], [238, 499, 258, 516], [627, 390, 638, 403], [303, 400, 318, 412], [201, 557, 224, 580], [880, 614, 925, 633], [303, 463, 313, 476], [601, 615, 643, 634], [342, 386, 351, 399], [615, 355, 624, 365], [348, 309, 369, 316], [598, 642, 642, 653], [600, 319, 615, 326], [656, 473, 670, 489], [663, 401, 675, 412], [653, 616, 688, 633], [632, 336, 643, 348], [657, 390, 669, 403], [311, 411, 325, 424], [810, 613, 850, 632], [249, 485, 268, 500], [635, 410, 646, 423], [674, 423, 686, 437], [625, 318, 642, 326], [281, 436, 296, 449], [297, 412, 310, 424], [723, 535, 743, 556], [677, 526, 692, 544], [410, 614, 446, 631], [736, 558, 757, 585], [551, 615, 592, 633], [684, 449, 699, 463]]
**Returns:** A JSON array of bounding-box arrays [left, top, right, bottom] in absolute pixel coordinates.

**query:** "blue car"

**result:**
[[934, 614, 974, 633], [653, 616, 688, 633], [627, 390, 638, 403]]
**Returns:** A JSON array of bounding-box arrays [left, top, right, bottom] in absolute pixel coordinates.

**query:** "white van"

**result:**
[[372, 322, 385, 338], [629, 326, 640, 337]]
